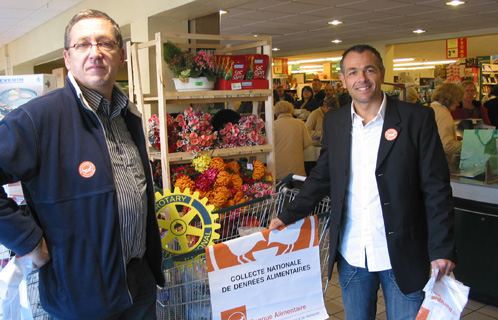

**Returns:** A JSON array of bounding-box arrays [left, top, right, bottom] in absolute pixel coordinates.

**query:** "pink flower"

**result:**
[[248, 130, 259, 142]]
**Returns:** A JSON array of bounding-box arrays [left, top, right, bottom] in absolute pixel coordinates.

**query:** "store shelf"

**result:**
[[150, 144, 274, 164], [127, 32, 275, 190], [143, 89, 272, 104]]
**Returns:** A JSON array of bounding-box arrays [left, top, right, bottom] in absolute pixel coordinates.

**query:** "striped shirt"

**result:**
[[80, 85, 147, 264]]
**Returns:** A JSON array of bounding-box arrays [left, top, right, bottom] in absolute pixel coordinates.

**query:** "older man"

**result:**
[[0, 9, 164, 319]]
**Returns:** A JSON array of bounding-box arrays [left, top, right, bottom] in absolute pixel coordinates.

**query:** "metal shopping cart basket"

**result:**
[[0, 244, 51, 320], [156, 174, 332, 320]]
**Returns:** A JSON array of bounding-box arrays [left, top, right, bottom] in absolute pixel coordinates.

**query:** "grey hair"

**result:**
[[64, 9, 123, 50]]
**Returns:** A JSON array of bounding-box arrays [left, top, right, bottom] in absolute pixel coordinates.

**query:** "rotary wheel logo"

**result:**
[[156, 187, 220, 261]]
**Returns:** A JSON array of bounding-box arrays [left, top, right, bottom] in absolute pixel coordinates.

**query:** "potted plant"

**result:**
[[163, 41, 216, 91]]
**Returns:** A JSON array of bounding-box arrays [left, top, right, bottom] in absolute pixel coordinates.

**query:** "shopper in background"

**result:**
[[399, 86, 419, 104], [294, 85, 319, 120], [273, 85, 295, 105], [270, 44, 456, 320], [306, 95, 340, 141], [304, 96, 340, 176], [273, 101, 311, 182], [324, 84, 335, 100], [430, 82, 465, 166], [312, 78, 326, 106], [0, 9, 164, 319], [451, 80, 491, 125], [483, 85, 498, 127]]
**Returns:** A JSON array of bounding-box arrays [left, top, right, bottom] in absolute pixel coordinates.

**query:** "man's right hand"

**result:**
[[26, 237, 51, 268], [269, 218, 284, 230]]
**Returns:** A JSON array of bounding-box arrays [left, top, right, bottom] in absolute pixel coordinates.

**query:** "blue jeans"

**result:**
[[337, 254, 423, 320], [50, 257, 157, 320]]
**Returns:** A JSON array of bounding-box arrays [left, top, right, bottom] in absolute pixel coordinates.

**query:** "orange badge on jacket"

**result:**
[[79, 161, 96, 178], [385, 128, 398, 141]]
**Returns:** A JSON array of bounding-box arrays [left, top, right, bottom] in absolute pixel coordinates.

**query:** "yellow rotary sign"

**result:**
[[155, 187, 221, 260]]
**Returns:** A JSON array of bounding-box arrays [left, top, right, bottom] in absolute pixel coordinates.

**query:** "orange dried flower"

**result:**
[[210, 186, 231, 208], [209, 157, 227, 171], [230, 175, 243, 190], [214, 170, 231, 188], [227, 161, 240, 173], [174, 175, 195, 193], [233, 190, 244, 203], [252, 160, 266, 180]]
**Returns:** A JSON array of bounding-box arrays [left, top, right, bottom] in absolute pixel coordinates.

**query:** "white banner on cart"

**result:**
[[206, 215, 328, 320]]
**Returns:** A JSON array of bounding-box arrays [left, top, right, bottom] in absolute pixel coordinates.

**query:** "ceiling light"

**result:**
[[413, 29, 425, 34], [288, 57, 342, 64], [328, 20, 343, 25], [219, 10, 228, 15], [331, 39, 342, 44], [299, 65, 324, 69], [394, 66, 436, 71], [291, 68, 324, 74], [394, 60, 457, 67], [393, 58, 415, 62], [446, 1, 465, 6], [272, 47, 280, 51]]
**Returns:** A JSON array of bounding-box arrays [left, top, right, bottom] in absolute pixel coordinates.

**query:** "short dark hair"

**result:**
[[340, 44, 384, 74], [64, 9, 123, 50]]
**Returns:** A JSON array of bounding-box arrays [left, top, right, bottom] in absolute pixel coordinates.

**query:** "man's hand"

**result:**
[[26, 237, 51, 269], [269, 218, 284, 230], [431, 259, 455, 281]]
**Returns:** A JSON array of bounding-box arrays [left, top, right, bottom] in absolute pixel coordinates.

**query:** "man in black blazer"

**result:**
[[270, 45, 456, 319]]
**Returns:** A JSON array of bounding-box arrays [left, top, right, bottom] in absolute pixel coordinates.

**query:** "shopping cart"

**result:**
[[156, 174, 332, 320], [0, 244, 51, 320]]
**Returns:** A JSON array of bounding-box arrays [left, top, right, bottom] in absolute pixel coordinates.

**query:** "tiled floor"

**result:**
[[322, 269, 498, 320]]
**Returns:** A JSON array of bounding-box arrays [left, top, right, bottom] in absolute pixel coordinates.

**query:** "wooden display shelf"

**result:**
[[143, 89, 272, 104], [127, 32, 275, 190], [150, 144, 273, 164]]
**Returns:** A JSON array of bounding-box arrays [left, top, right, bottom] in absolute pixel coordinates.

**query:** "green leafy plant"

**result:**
[[163, 41, 216, 82]]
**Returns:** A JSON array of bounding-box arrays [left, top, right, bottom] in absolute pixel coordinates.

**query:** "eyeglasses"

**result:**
[[68, 41, 118, 52]]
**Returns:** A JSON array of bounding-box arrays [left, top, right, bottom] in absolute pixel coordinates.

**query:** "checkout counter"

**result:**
[[451, 125, 498, 305], [451, 177, 498, 305]]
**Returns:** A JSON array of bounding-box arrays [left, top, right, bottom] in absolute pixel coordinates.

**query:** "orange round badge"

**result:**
[[79, 161, 96, 178], [385, 128, 398, 141]]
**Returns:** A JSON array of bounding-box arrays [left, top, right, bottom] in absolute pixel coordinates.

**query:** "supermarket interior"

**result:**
[[1, 0, 498, 319]]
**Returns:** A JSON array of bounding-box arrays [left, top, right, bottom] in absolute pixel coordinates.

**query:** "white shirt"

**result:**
[[339, 93, 392, 272]]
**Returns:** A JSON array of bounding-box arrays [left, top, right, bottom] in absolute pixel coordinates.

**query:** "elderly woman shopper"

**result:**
[[274, 101, 312, 181], [430, 82, 465, 166], [303, 96, 340, 175], [451, 80, 491, 125]]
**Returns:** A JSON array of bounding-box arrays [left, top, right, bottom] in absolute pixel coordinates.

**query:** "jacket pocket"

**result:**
[[46, 229, 111, 317]]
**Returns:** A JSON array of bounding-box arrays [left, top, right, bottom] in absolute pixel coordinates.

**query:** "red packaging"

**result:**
[[231, 60, 250, 81], [245, 54, 269, 79]]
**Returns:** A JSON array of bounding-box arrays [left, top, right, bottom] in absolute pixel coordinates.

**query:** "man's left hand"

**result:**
[[431, 259, 455, 281]]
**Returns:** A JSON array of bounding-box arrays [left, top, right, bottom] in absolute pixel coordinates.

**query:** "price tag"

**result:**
[[231, 82, 242, 90]]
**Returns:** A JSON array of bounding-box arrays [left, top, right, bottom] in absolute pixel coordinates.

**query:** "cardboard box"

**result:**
[[0, 74, 57, 120], [216, 79, 268, 90]]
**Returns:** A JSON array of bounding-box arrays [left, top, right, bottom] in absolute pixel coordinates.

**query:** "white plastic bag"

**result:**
[[415, 269, 470, 320], [0, 255, 34, 320]]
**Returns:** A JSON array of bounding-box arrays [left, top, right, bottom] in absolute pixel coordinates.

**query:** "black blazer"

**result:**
[[278, 96, 456, 294]]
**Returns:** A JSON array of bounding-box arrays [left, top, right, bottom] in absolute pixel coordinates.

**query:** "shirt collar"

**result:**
[[350, 92, 387, 124], [68, 71, 128, 118]]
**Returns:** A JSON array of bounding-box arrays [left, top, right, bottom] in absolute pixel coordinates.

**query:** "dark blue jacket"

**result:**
[[0, 76, 164, 319]]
